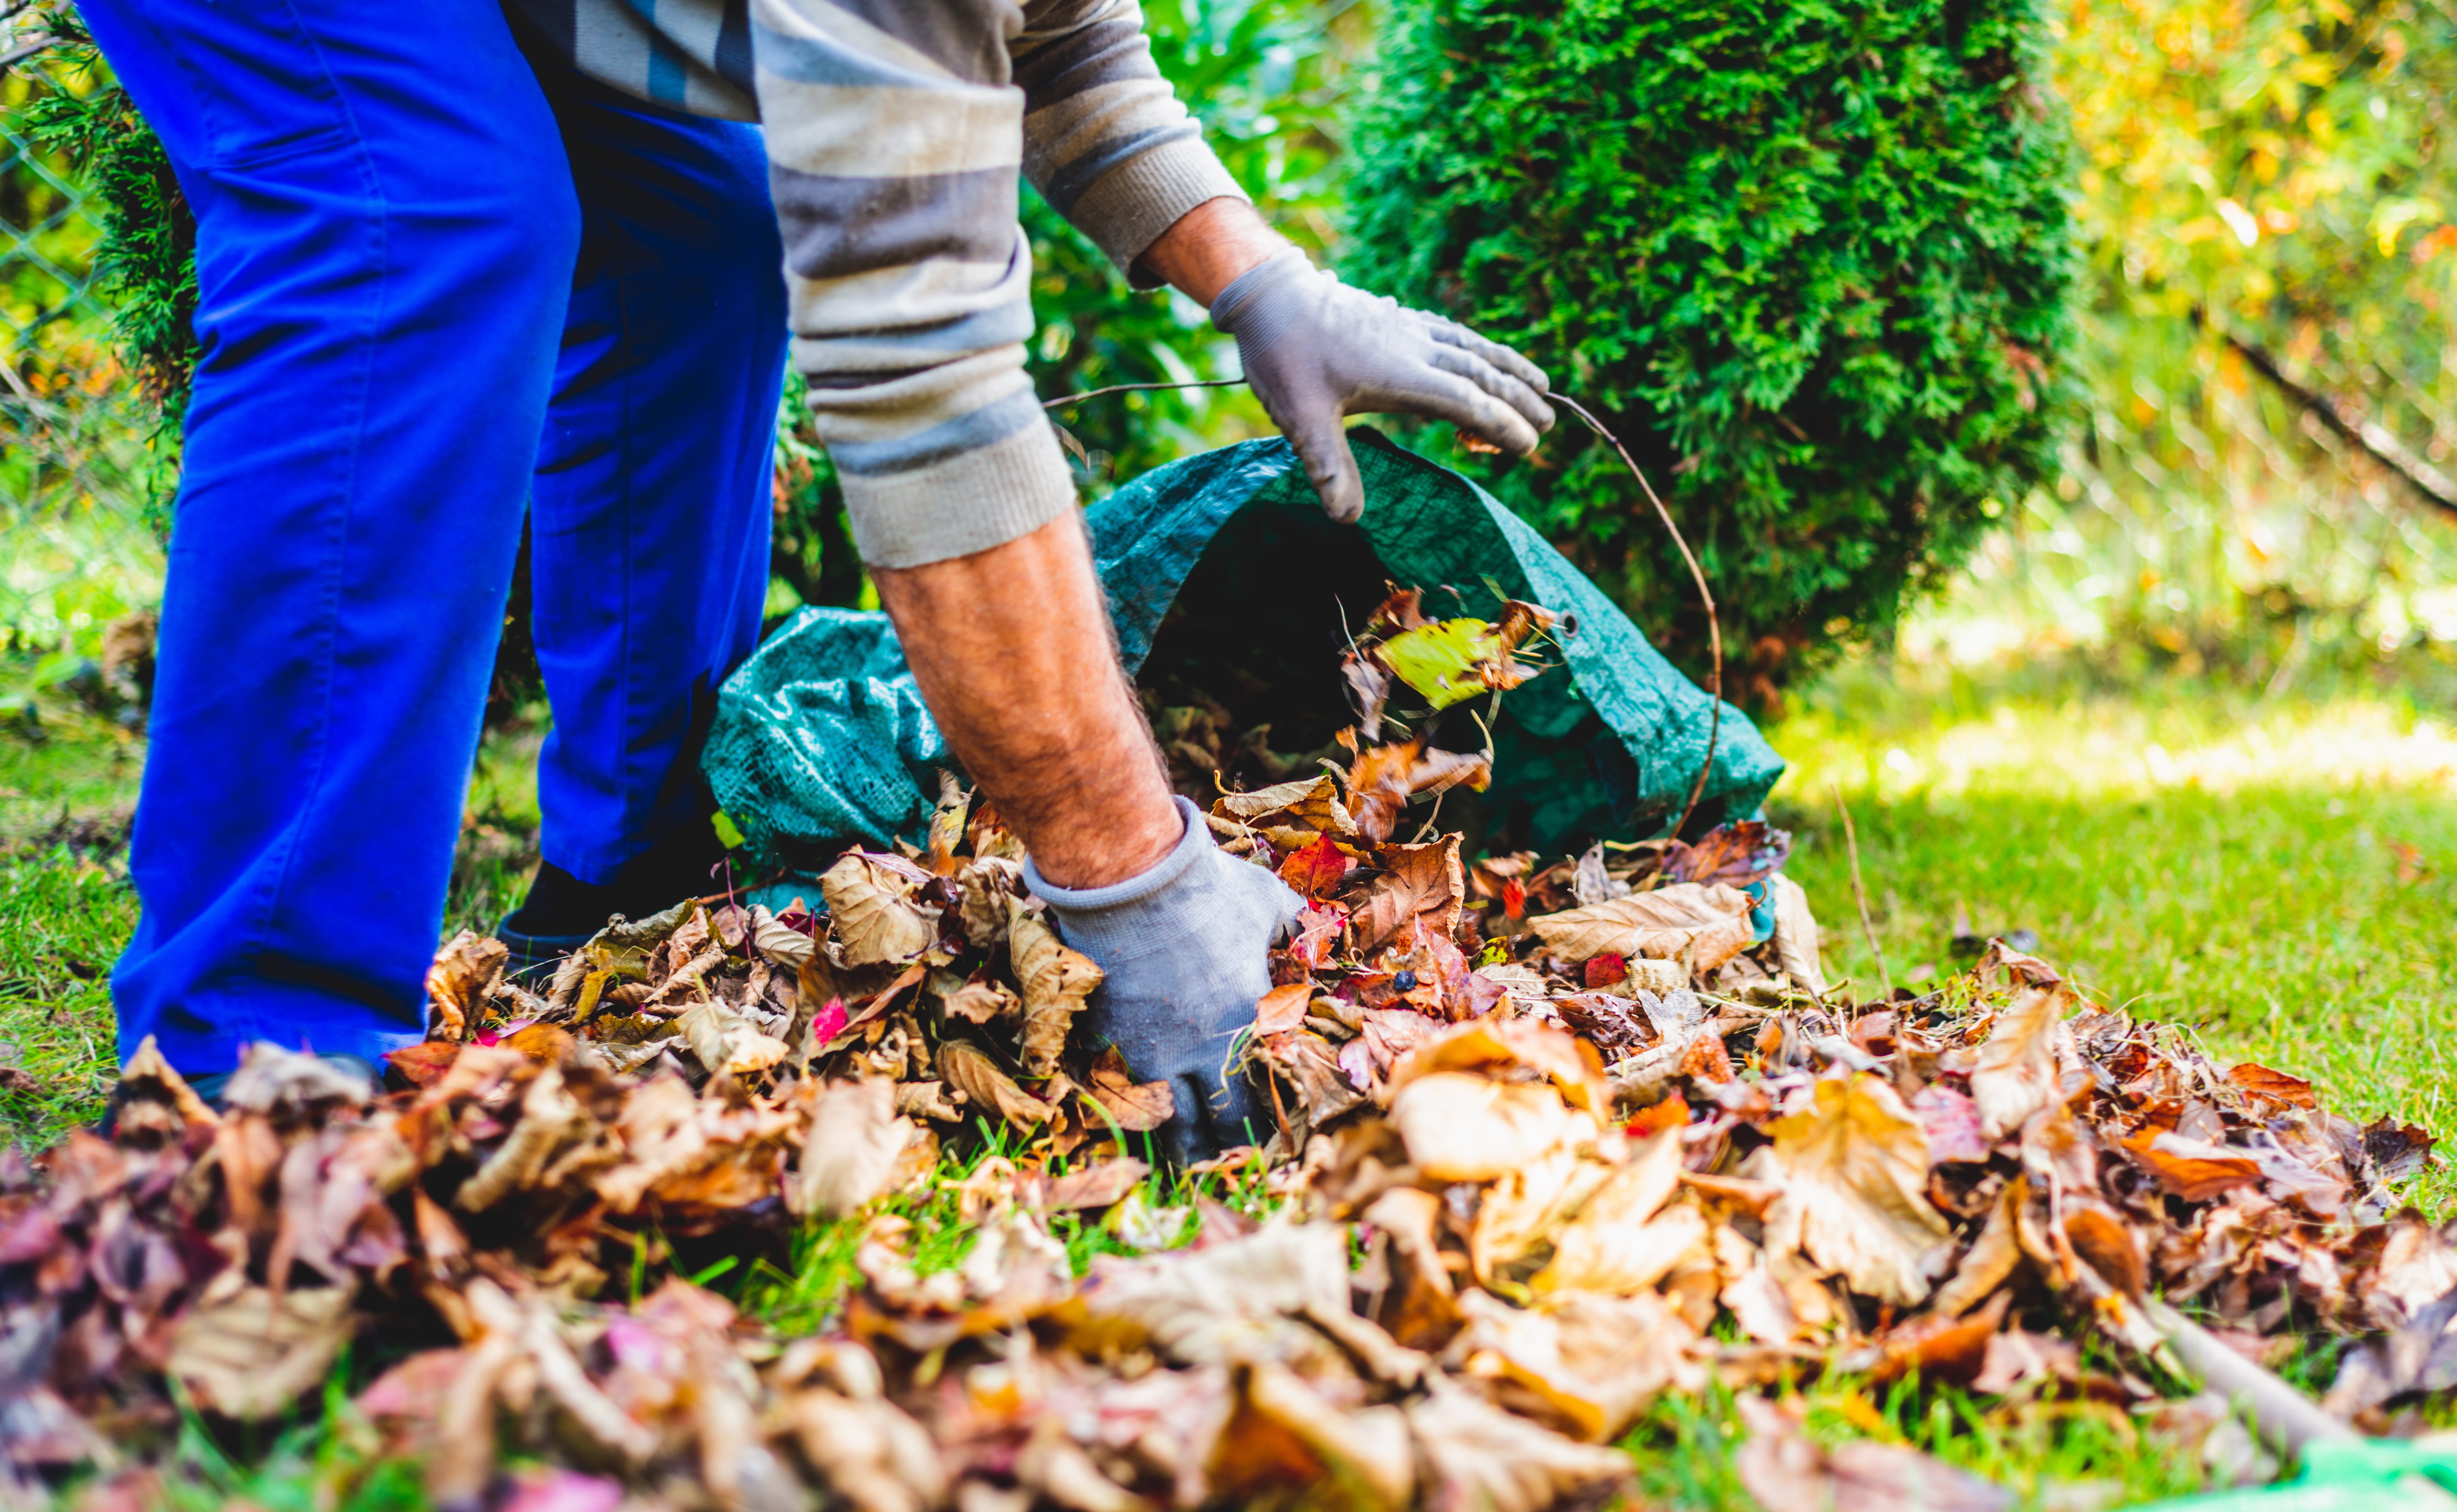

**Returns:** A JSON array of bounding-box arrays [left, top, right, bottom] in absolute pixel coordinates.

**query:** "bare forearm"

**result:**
[[1135, 197, 1291, 307], [870, 515, 1182, 889]]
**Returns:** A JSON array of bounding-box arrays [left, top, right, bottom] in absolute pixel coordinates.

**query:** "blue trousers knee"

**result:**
[[85, 0, 789, 1074]]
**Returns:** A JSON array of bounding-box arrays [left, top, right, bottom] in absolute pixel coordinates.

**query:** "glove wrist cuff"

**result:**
[[1207, 248, 1315, 339], [1022, 796, 1208, 916]]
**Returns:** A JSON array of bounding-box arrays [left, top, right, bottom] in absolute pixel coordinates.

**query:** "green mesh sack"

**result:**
[[702, 429, 1784, 870]]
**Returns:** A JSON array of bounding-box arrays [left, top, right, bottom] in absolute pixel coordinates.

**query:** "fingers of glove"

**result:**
[[1371, 366, 1545, 457], [1429, 342, 1556, 435], [1283, 408, 1366, 524], [1427, 317, 1553, 397]]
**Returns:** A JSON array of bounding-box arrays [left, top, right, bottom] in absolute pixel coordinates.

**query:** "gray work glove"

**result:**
[[1022, 797, 1301, 1165], [1210, 248, 1555, 523]]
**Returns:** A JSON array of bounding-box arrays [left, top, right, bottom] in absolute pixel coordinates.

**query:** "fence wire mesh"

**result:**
[[0, 18, 162, 657]]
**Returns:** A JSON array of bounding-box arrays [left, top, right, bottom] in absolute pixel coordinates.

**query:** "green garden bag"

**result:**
[[701, 429, 1784, 876]]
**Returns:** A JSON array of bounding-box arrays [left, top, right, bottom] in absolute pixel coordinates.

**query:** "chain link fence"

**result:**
[[0, 17, 162, 660]]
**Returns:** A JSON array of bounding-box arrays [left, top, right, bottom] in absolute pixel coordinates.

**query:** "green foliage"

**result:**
[[16, 5, 197, 431], [1342, 0, 2080, 701]]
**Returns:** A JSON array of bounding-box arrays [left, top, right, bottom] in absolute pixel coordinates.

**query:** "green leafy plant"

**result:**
[[16, 4, 196, 471], [1343, 0, 2079, 704]]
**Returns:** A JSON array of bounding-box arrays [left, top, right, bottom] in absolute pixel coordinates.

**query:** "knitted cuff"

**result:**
[[1021, 797, 1206, 919]]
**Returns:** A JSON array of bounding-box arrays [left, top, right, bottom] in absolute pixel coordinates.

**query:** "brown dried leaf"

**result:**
[[1084, 1046, 1176, 1134], [1349, 835, 1464, 952], [1526, 883, 1754, 972], [1767, 874, 1829, 995], [821, 852, 940, 967], [1403, 1377, 1634, 1512], [791, 1079, 912, 1220], [938, 1040, 1054, 1131], [1662, 820, 1793, 889], [1531, 1131, 1696, 1295], [168, 1284, 358, 1421], [1756, 1074, 1953, 1305], [1008, 897, 1102, 1079], [1388, 1016, 1609, 1117], [1212, 774, 1359, 850], [1253, 982, 1314, 1037], [1256, 1030, 1368, 1132], [677, 999, 790, 1078], [1969, 982, 2070, 1138], [1078, 1221, 1351, 1367], [118, 1035, 220, 1128], [426, 930, 506, 1042], [942, 975, 1021, 1025], [1390, 1072, 1588, 1182], [1451, 1288, 1693, 1442], [2227, 1062, 2317, 1110], [1044, 1158, 1150, 1211], [1344, 741, 1491, 846], [2118, 1129, 2263, 1201]]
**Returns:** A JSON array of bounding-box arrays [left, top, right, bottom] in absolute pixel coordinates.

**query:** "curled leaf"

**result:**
[[1007, 898, 1102, 1079], [938, 1040, 1054, 1131], [821, 853, 940, 967], [1756, 1075, 1953, 1306]]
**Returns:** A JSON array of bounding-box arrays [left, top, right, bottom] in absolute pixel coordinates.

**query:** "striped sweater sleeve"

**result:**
[[1012, 0, 1248, 277], [747, 0, 1246, 569]]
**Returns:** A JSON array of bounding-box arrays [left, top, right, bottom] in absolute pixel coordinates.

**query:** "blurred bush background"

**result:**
[[6, 0, 2457, 707]]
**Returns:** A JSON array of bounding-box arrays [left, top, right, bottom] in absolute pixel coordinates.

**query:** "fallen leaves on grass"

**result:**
[[13, 617, 2457, 1510]]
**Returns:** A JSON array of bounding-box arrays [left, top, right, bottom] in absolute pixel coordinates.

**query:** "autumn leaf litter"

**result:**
[[5, 592, 2453, 1511]]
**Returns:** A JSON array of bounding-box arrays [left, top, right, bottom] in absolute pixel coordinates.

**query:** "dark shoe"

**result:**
[[497, 921, 595, 984], [498, 829, 733, 982]]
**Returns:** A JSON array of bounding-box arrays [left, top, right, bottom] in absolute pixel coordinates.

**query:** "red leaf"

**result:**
[[1278, 833, 1356, 898], [385, 1041, 462, 1090], [810, 996, 849, 1046], [1584, 953, 1629, 989], [1626, 1090, 1692, 1140], [1289, 902, 1348, 968]]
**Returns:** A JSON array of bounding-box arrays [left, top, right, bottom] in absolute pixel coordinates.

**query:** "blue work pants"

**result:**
[[84, 0, 789, 1072]]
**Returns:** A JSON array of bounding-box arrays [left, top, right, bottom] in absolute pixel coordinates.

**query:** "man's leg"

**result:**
[[500, 59, 790, 952], [93, 0, 582, 1073]]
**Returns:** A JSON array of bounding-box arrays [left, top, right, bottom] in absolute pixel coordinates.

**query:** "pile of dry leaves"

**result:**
[[5, 596, 2453, 1512]]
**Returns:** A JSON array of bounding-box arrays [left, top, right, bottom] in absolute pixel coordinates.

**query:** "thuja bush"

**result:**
[[1343, 0, 2078, 703]]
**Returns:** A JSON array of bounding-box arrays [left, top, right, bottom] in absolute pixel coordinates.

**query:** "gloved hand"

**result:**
[[1022, 796, 1301, 1165], [1210, 248, 1555, 523]]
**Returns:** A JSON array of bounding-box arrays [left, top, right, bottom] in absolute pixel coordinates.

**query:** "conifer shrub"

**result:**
[[1343, 0, 2078, 702]]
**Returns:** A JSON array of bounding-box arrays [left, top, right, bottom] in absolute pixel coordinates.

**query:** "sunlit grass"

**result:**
[[1769, 661, 2457, 1214]]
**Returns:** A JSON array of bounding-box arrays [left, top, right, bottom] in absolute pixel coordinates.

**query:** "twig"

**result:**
[[1832, 781, 1891, 1001], [2199, 308, 2457, 521], [1042, 376, 1245, 410], [1552, 395, 1723, 840], [0, 30, 54, 71]]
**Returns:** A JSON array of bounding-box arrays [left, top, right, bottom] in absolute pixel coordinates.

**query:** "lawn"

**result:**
[[2, 655, 2451, 1507], [1773, 662, 2457, 1215]]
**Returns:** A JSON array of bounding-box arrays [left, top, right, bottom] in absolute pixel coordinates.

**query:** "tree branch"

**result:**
[[2198, 308, 2457, 522]]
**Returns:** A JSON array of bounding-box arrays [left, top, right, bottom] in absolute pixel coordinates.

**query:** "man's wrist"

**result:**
[[1134, 197, 1294, 308]]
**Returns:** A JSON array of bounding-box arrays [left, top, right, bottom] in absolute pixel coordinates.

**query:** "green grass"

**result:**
[[1769, 662, 2457, 1215], [0, 685, 142, 1142]]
